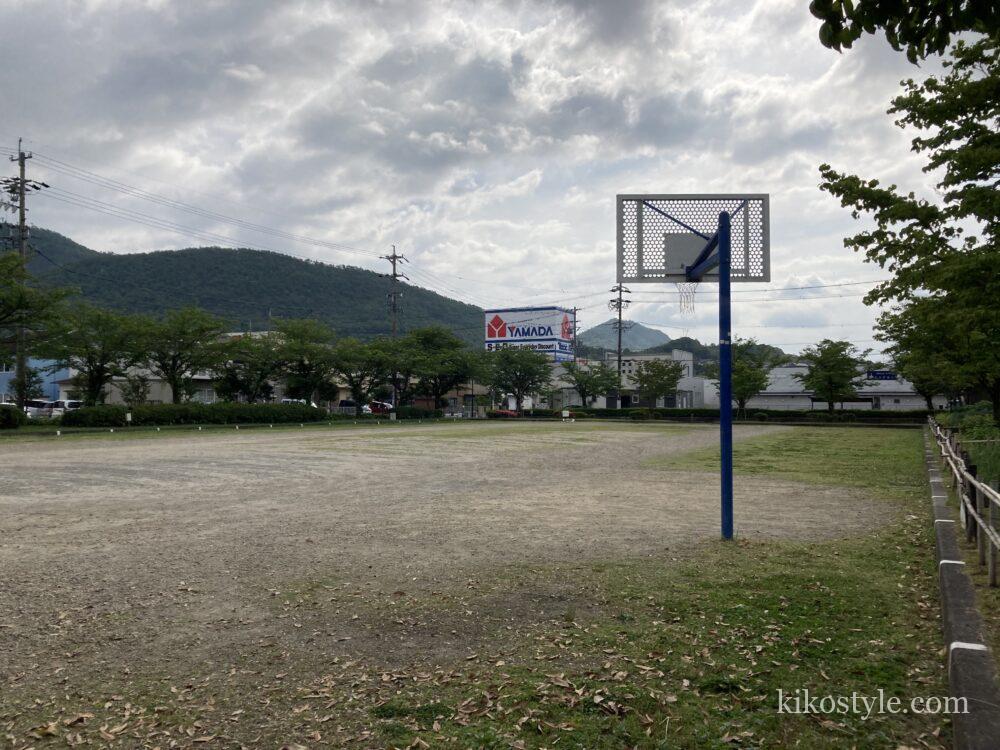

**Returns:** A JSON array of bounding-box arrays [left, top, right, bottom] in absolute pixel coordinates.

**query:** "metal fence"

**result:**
[[931, 418, 1000, 587]]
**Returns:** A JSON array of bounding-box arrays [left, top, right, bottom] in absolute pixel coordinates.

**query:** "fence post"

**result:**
[[991, 480, 999, 588], [965, 459, 977, 544], [977, 481, 986, 566]]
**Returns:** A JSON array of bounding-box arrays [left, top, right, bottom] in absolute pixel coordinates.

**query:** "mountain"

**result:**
[[578, 319, 671, 352], [643, 337, 791, 375], [22, 228, 484, 344], [22, 227, 102, 270]]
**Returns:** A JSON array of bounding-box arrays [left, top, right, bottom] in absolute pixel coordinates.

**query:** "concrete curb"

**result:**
[[924, 432, 1000, 749]]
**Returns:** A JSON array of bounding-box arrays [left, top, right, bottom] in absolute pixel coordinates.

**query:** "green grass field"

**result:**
[[356, 427, 946, 749]]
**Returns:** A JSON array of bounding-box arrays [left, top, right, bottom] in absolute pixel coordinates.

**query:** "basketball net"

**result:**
[[676, 282, 698, 315]]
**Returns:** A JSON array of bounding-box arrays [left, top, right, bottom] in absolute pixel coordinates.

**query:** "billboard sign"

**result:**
[[866, 370, 897, 381], [484, 307, 575, 362]]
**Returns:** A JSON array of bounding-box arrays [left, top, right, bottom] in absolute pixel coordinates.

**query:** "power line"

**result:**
[[27, 150, 381, 259]]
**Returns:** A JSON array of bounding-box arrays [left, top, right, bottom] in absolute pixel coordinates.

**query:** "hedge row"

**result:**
[[61, 402, 332, 427], [0, 405, 27, 429], [58, 403, 448, 428], [528, 407, 931, 422], [395, 406, 444, 419]]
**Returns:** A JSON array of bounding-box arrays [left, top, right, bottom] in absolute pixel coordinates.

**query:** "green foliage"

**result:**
[[61, 402, 329, 427], [393, 406, 443, 420], [144, 307, 227, 404], [41, 304, 145, 406], [5, 365, 44, 404], [482, 348, 552, 414], [646, 336, 789, 376], [794, 340, 869, 411], [631, 358, 685, 403], [810, 0, 996, 62], [0, 251, 68, 378], [330, 337, 392, 415], [561, 361, 618, 406], [212, 333, 283, 403], [0, 404, 27, 429], [274, 317, 336, 403], [406, 327, 474, 408], [820, 35, 1000, 422], [119, 373, 151, 409], [704, 337, 781, 410], [567, 405, 928, 423]]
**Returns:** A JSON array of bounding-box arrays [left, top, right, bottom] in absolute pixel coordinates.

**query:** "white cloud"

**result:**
[[0, 0, 944, 353]]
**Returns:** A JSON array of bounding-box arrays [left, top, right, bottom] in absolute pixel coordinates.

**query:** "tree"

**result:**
[[408, 327, 474, 409], [819, 35, 1000, 419], [630, 359, 685, 406], [0, 252, 68, 407], [794, 340, 870, 411], [274, 317, 336, 404], [878, 296, 993, 413], [562, 361, 618, 406], [6, 365, 44, 404], [212, 333, 282, 403], [484, 348, 552, 415], [43, 305, 145, 406], [705, 338, 781, 412], [144, 307, 227, 404], [810, 0, 997, 62], [330, 338, 391, 416], [119, 373, 151, 409]]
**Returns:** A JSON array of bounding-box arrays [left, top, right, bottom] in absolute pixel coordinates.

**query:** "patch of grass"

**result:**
[[648, 426, 926, 496], [967, 442, 1000, 486], [364, 530, 945, 749]]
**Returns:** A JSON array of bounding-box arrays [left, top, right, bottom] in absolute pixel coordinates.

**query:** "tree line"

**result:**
[[0, 272, 559, 414]]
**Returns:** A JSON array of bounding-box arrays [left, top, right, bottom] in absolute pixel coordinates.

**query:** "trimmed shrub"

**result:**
[[61, 402, 329, 428], [0, 405, 27, 429], [395, 406, 443, 420]]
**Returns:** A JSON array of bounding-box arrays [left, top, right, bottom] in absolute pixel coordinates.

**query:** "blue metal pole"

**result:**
[[718, 211, 734, 540]]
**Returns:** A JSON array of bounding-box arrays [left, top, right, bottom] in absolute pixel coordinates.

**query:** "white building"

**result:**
[[702, 363, 947, 411], [548, 351, 708, 409]]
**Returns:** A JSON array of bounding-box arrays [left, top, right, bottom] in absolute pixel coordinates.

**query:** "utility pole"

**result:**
[[571, 306, 579, 360], [11, 140, 32, 410], [380, 245, 408, 338], [381, 246, 408, 408], [608, 283, 631, 408]]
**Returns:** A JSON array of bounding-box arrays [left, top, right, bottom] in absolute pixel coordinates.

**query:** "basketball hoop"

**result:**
[[676, 281, 698, 315], [616, 193, 771, 543]]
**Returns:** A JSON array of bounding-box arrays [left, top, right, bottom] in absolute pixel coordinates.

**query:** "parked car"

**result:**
[[23, 399, 55, 419], [491, 409, 518, 418], [280, 398, 317, 407], [367, 401, 394, 415], [50, 399, 82, 417]]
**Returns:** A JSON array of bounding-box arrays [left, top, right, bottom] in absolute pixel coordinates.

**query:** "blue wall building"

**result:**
[[0, 358, 71, 402]]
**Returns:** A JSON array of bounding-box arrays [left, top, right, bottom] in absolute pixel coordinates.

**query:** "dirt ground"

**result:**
[[0, 421, 892, 745]]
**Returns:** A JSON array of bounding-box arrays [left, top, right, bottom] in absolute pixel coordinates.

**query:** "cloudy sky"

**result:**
[[1, 0, 944, 354]]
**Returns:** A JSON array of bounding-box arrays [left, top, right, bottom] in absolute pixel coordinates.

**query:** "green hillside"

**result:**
[[578, 318, 671, 351], [23, 229, 484, 344], [20, 226, 101, 270]]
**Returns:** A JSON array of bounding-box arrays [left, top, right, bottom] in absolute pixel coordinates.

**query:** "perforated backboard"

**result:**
[[617, 194, 769, 283]]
